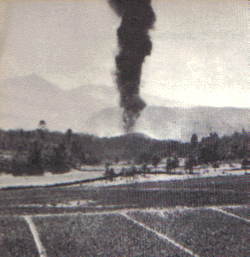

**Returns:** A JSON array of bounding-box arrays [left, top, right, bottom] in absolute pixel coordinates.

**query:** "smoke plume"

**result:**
[[109, 0, 155, 133]]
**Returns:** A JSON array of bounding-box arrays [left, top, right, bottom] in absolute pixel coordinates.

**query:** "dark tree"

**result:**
[[65, 129, 72, 145], [85, 156, 101, 166], [71, 141, 85, 164], [242, 158, 250, 172], [136, 152, 151, 165], [11, 153, 27, 176], [38, 120, 46, 130], [166, 156, 179, 173], [151, 154, 161, 168], [166, 158, 172, 173], [199, 147, 213, 164], [114, 156, 120, 164], [191, 134, 198, 149], [26, 142, 44, 175], [47, 144, 70, 174], [36, 129, 45, 140], [212, 161, 220, 171], [185, 156, 195, 174], [173, 155, 179, 168]]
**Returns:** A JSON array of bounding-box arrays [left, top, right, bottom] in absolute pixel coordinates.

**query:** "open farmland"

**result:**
[[220, 206, 250, 220], [32, 214, 191, 257], [0, 174, 249, 256], [127, 208, 249, 256], [0, 216, 39, 257], [0, 174, 249, 215]]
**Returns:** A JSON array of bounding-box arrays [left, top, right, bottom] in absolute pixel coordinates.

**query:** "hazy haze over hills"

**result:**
[[0, 74, 188, 130], [1, 75, 118, 132], [86, 106, 250, 141], [1, 75, 249, 141]]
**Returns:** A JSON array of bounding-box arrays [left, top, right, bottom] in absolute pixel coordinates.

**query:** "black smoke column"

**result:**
[[109, 0, 155, 133]]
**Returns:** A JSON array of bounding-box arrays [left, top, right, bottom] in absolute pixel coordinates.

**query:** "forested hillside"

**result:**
[[0, 127, 248, 176]]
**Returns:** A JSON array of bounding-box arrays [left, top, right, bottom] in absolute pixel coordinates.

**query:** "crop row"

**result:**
[[127, 208, 249, 257], [221, 206, 249, 220], [33, 213, 191, 257], [0, 217, 39, 257]]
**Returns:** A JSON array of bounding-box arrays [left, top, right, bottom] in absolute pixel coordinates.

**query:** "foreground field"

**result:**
[[0, 205, 248, 257], [33, 214, 191, 257], [127, 208, 249, 256], [0, 175, 249, 256], [220, 206, 249, 219], [0, 216, 39, 257]]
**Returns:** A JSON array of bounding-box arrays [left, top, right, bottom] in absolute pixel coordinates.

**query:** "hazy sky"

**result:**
[[1, 0, 249, 107]]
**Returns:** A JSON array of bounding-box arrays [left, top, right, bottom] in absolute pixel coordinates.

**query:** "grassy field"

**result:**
[[0, 174, 248, 216], [0, 174, 249, 256], [0, 216, 39, 257], [221, 206, 250, 219], [127, 208, 249, 257], [0, 206, 248, 257], [33, 213, 192, 257]]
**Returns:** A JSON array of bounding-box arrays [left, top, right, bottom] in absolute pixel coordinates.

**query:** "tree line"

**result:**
[[0, 125, 248, 176]]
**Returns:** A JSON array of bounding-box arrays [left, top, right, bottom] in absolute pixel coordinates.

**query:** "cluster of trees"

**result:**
[[184, 131, 248, 173], [0, 121, 248, 176], [9, 140, 71, 176], [0, 128, 191, 176], [196, 131, 248, 163]]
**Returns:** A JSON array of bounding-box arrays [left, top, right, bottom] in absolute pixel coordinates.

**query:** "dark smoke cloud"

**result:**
[[109, 0, 155, 133]]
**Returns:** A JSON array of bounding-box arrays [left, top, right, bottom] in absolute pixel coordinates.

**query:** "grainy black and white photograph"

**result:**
[[0, 0, 249, 256]]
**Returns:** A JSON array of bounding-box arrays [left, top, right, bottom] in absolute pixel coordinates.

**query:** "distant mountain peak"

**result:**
[[3, 74, 60, 88], [2, 75, 249, 140]]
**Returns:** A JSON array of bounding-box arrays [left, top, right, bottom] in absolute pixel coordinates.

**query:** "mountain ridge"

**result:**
[[1, 75, 249, 141]]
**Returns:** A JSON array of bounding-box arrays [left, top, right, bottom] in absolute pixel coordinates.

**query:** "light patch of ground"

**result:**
[[24, 216, 47, 257], [8, 200, 96, 208], [0, 163, 248, 189], [85, 168, 247, 188], [0, 169, 103, 189]]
